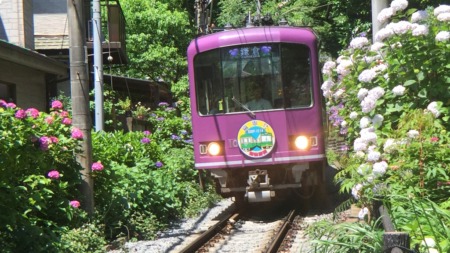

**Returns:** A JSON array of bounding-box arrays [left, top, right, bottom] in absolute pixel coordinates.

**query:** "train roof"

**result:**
[[187, 26, 319, 56]]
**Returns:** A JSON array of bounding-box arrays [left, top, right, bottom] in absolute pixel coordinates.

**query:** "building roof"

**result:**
[[0, 39, 67, 76]]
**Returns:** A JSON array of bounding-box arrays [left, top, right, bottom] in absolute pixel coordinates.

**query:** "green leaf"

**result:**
[[403, 80, 416, 86]]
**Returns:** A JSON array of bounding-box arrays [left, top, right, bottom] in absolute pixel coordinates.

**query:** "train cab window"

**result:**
[[193, 43, 312, 115]]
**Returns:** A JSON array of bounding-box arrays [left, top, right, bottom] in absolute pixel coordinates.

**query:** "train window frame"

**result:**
[[193, 42, 313, 116]]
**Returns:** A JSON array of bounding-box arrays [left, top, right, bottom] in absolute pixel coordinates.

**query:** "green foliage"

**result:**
[[91, 105, 217, 242], [59, 223, 107, 253], [318, 2, 450, 252], [307, 218, 384, 252], [0, 101, 88, 252], [115, 0, 195, 83]]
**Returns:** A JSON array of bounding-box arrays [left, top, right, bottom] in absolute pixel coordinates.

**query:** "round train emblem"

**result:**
[[237, 120, 275, 158]]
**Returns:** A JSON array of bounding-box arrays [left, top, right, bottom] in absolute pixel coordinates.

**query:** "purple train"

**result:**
[[187, 26, 327, 204]]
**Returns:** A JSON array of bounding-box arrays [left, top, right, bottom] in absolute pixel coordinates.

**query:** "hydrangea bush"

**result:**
[[314, 1, 450, 252], [91, 100, 218, 241], [0, 100, 85, 251]]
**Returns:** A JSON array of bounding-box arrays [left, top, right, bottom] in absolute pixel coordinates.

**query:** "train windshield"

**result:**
[[194, 43, 312, 115]]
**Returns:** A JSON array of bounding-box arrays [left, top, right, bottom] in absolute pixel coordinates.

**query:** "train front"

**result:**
[[187, 27, 327, 204]]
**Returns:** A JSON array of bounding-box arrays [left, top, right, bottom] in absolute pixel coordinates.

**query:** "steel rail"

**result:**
[[266, 209, 298, 253], [178, 212, 240, 253]]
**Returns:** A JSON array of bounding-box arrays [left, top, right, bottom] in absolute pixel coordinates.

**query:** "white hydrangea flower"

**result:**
[[357, 164, 371, 175], [373, 161, 388, 176], [357, 88, 369, 101], [354, 138, 368, 151], [412, 24, 429, 36], [434, 5, 450, 16], [421, 237, 436, 248], [368, 145, 377, 152], [360, 116, 371, 128], [333, 89, 345, 99], [341, 120, 347, 127], [391, 0, 408, 12], [370, 42, 385, 51], [358, 69, 377, 83], [383, 139, 397, 153], [336, 55, 349, 63], [437, 12, 450, 21], [321, 80, 334, 92], [361, 131, 377, 144], [371, 63, 388, 73], [363, 56, 376, 63], [386, 21, 413, 35], [427, 101, 441, 118], [368, 87, 385, 100], [375, 27, 394, 42], [367, 151, 381, 162], [436, 31, 450, 42], [411, 10, 428, 23], [361, 96, 377, 113], [358, 207, 369, 220], [351, 183, 363, 199], [355, 151, 366, 158], [350, 37, 369, 49], [360, 126, 375, 135], [392, 85, 406, 96], [407, 130, 420, 138], [322, 61, 336, 75], [378, 7, 395, 24], [349, 111, 358, 119], [336, 60, 353, 76], [372, 114, 384, 128]]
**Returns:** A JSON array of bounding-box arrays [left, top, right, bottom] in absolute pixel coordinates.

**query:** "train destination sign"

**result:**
[[237, 120, 275, 158]]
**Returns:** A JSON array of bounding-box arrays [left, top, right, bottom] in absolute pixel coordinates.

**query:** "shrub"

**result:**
[[313, 1, 450, 252], [0, 100, 87, 252]]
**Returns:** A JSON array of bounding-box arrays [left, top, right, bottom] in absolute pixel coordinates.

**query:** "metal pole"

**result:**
[[93, 0, 104, 131], [67, 0, 94, 215], [372, 0, 388, 39]]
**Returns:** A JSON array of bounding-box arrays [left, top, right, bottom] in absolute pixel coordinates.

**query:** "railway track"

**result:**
[[177, 205, 303, 253]]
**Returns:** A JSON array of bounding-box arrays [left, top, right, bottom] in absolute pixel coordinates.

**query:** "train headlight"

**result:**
[[207, 142, 221, 156], [294, 135, 310, 150]]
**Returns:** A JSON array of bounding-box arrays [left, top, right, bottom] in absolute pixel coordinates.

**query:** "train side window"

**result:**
[[281, 44, 312, 108]]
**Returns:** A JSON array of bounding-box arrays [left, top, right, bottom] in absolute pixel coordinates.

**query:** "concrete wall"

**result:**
[[0, 60, 47, 110], [0, 0, 34, 49]]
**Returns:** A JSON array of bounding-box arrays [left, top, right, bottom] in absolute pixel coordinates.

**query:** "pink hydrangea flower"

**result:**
[[91, 161, 104, 171], [47, 170, 60, 179], [60, 111, 69, 117], [45, 116, 54, 124], [62, 117, 72, 125], [0, 99, 6, 107], [71, 127, 83, 139], [430, 137, 439, 142], [69, 200, 80, 208], [39, 136, 52, 151], [51, 100, 63, 110], [25, 108, 40, 119], [15, 109, 26, 119], [50, 136, 59, 144], [6, 102, 16, 108], [143, 130, 151, 135]]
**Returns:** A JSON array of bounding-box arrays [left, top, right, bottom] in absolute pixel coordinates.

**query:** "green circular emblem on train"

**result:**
[[237, 120, 275, 158]]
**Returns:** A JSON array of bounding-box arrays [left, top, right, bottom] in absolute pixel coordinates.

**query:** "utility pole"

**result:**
[[67, 0, 94, 215], [372, 0, 388, 39], [93, 0, 104, 131]]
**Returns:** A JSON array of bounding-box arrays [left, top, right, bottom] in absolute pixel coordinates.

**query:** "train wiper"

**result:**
[[232, 96, 256, 118]]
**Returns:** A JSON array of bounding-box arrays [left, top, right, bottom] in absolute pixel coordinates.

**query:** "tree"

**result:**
[[115, 0, 195, 84], [215, 0, 445, 57]]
